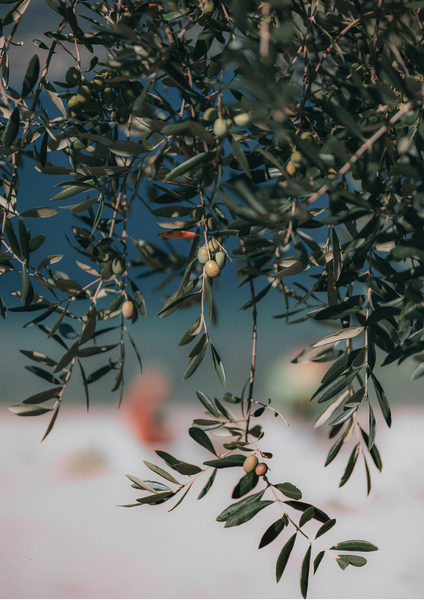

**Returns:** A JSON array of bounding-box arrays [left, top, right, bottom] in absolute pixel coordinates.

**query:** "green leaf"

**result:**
[[225, 500, 274, 528], [283, 502, 330, 523], [313, 391, 348, 428], [211, 344, 226, 387], [80, 309, 97, 345], [328, 405, 358, 427], [368, 401, 376, 450], [232, 470, 259, 498], [204, 454, 247, 469], [299, 505, 315, 527], [259, 518, 286, 549], [128, 277, 147, 317], [315, 518, 336, 539], [172, 462, 202, 476], [339, 443, 360, 487], [155, 450, 183, 468], [3, 106, 20, 149], [5, 217, 21, 257], [230, 137, 251, 179], [20, 207, 58, 218], [143, 460, 181, 485], [313, 327, 364, 348], [25, 365, 61, 385], [53, 340, 79, 373], [371, 374, 392, 427], [164, 151, 215, 181], [300, 545, 311, 599], [330, 540, 378, 552], [276, 482, 302, 500], [19, 350, 57, 368], [0, 294, 6, 319], [360, 428, 383, 471], [22, 53, 40, 98], [313, 551, 325, 574], [125, 474, 157, 494], [134, 491, 174, 505], [183, 343, 207, 380], [167, 482, 193, 512], [276, 534, 297, 583], [197, 468, 218, 500], [325, 433, 345, 466], [86, 362, 117, 384], [336, 555, 350, 570], [189, 427, 217, 456], [18, 219, 29, 264], [316, 369, 361, 404], [216, 490, 265, 522], [9, 404, 53, 417]]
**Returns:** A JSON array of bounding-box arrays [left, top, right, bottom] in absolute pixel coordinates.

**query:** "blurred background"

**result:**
[[1, 3, 424, 598]]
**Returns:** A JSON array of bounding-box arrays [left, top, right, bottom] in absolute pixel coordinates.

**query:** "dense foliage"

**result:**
[[2, 0, 424, 595]]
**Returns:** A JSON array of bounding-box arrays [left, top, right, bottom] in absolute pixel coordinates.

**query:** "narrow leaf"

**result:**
[[300, 545, 311, 599], [331, 540, 378, 552], [315, 519, 336, 539], [276, 534, 297, 583], [143, 460, 181, 485], [189, 427, 217, 456], [259, 518, 286, 549], [197, 468, 217, 500], [211, 344, 226, 387]]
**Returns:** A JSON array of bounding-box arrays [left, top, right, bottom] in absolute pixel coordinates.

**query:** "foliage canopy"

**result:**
[[2, 0, 424, 596]]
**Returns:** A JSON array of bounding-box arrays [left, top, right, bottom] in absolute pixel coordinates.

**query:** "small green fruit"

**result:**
[[207, 216, 217, 231], [291, 151, 302, 166], [197, 245, 209, 264], [67, 95, 80, 109], [77, 85, 91, 104], [327, 168, 337, 180], [65, 67, 81, 87], [255, 462, 268, 476], [90, 77, 104, 93], [205, 260, 221, 278], [243, 455, 258, 473], [123, 88, 136, 106], [286, 160, 296, 176], [191, 206, 203, 222], [112, 257, 126, 275], [204, 107, 218, 122], [213, 117, 230, 138], [215, 251, 226, 269], [117, 105, 130, 124], [233, 112, 251, 128], [208, 237, 220, 253], [101, 87, 114, 105], [122, 300, 135, 319]]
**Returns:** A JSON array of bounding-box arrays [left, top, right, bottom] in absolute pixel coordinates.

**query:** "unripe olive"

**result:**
[[101, 87, 114, 105], [255, 462, 268, 476], [286, 160, 296, 176], [68, 108, 81, 118], [243, 455, 258, 473], [207, 216, 217, 231], [122, 300, 135, 319], [215, 251, 226, 269], [77, 85, 91, 104], [203, 0, 215, 14], [90, 77, 104, 93], [208, 237, 220, 253], [205, 260, 221, 278], [213, 117, 230, 138], [291, 151, 302, 166], [65, 67, 81, 87], [197, 245, 209, 264], [327, 168, 337, 180], [233, 112, 251, 128], [123, 88, 136, 106], [117, 105, 130, 124], [191, 206, 203, 222], [67, 95, 80, 109], [112, 257, 126, 275], [204, 107, 218, 122]]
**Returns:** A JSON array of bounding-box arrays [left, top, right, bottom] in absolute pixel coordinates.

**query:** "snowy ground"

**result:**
[[1, 402, 424, 599]]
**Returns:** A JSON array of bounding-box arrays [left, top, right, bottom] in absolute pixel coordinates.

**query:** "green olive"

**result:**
[[77, 85, 91, 104], [112, 257, 126, 275], [213, 117, 230, 138], [207, 216, 217, 231], [101, 87, 114, 105], [197, 245, 209, 264], [286, 160, 296, 176], [215, 251, 226, 269], [191, 206, 203, 222], [205, 260, 221, 278], [90, 77, 104, 93], [233, 112, 251, 128], [208, 237, 220, 253], [122, 300, 135, 319], [67, 95, 80, 109], [65, 67, 81, 87], [204, 107, 219, 122], [243, 455, 258, 473]]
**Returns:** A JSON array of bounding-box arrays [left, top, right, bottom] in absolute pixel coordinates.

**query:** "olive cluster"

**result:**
[[197, 237, 226, 279], [203, 107, 251, 139], [65, 68, 141, 123]]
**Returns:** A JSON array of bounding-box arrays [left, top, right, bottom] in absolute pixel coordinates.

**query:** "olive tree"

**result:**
[[2, 0, 424, 596]]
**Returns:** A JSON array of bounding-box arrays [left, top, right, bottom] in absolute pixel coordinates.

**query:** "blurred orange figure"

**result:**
[[120, 367, 171, 446]]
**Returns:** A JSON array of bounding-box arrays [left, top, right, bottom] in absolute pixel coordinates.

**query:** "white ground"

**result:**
[[1, 403, 423, 599]]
